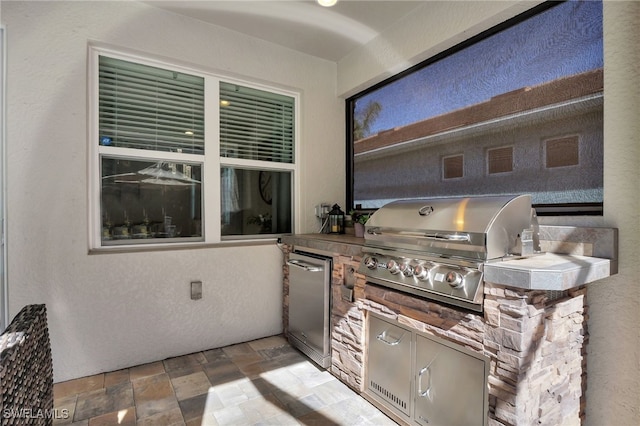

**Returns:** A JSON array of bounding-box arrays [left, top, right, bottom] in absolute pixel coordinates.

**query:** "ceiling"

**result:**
[[143, 0, 425, 62]]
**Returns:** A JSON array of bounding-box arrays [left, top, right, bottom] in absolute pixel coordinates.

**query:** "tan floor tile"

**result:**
[[230, 351, 265, 369], [49, 335, 391, 426], [137, 406, 185, 426], [171, 371, 212, 401], [202, 348, 229, 364], [254, 412, 301, 425], [235, 360, 267, 378], [296, 406, 343, 425], [238, 393, 287, 424], [103, 369, 129, 388], [129, 361, 165, 381], [74, 383, 134, 422], [87, 406, 136, 426], [202, 359, 246, 387], [178, 393, 208, 423], [166, 363, 205, 380], [135, 395, 180, 420], [210, 405, 248, 425], [54, 374, 105, 399], [210, 380, 252, 407], [132, 373, 174, 404], [133, 373, 180, 419], [247, 335, 288, 352], [185, 416, 210, 426], [222, 342, 255, 357], [178, 389, 228, 424], [53, 394, 77, 424], [164, 352, 207, 372]]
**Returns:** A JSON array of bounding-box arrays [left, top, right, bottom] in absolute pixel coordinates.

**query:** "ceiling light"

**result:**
[[220, 100, 230, 107], [317, 0, 338, 7]]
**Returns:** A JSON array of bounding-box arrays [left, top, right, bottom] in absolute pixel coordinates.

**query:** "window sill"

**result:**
[[88, 237, 283, 255]]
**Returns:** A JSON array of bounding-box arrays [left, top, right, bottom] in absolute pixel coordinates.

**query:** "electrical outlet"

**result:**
[[315, 203, 330, 219], [191, 281, 202, 300]]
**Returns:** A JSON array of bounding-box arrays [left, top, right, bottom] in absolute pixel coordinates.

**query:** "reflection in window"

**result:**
[[101, 157, 202, 244], [443, 155, 464, 179], [488, 147, 514, 175], [546, 136, 580, 168], [221, 168, 292, 237], [349, 1, 603, 214]]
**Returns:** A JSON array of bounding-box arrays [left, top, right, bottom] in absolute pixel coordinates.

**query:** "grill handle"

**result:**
[[424, 232, 470, 242], [367, 228, 471, 242]]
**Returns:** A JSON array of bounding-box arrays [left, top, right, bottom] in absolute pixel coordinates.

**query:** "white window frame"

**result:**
[[88, 45, 299, 251], [1, 26, 7, 331]]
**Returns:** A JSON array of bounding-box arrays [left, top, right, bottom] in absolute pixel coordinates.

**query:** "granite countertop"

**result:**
[[483, 252, 613, 290], [281, 233, 365, 258], [281, 233, 615, 291]]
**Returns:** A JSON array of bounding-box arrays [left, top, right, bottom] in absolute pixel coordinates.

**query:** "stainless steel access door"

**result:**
[[414, 333, 488, 426], [287, 251, 332, 368], [367, 314, 412, 417]]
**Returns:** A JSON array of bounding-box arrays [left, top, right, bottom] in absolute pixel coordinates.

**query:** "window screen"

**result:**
[[348, 1, 603, 214]]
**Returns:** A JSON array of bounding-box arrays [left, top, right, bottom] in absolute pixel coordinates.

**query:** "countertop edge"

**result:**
[[282, 234, 615, 291], [484, 253, 612, 290]]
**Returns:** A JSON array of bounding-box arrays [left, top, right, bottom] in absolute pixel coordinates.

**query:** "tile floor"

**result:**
[[53, 335, 396, 425]]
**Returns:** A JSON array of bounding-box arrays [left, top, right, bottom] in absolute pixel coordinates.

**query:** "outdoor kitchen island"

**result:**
[[281, 225, 616, 426]]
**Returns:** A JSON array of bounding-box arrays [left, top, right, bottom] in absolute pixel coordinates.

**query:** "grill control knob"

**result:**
[[363, 256, 378, 270], [445, 271, 463, 288], [400, 263, 414, 277], [387, 260, 401, 275], [414, 264, 429, 280]]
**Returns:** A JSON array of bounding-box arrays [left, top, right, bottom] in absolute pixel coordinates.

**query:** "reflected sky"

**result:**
[[354, 0, 603, 137]]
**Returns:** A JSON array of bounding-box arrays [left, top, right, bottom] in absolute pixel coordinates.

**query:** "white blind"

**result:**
[[220, 82, 294, 163], [99, 56, 205, 154]]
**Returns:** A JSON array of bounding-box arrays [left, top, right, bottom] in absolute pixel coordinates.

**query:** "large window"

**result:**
[[90, 49, 296, 249], [348, 0, 603, 215]]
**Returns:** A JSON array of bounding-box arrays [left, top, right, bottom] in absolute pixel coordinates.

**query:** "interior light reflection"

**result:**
[[455, 198, 470, 231], [117, 409, 128, 423], [317, 0, 338, 7]]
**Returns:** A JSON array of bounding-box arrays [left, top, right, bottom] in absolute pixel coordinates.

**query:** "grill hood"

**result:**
[[364, 194, 537, 261]]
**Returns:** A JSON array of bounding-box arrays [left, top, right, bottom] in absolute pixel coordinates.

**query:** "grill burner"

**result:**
[[358, 195, 540, 312]]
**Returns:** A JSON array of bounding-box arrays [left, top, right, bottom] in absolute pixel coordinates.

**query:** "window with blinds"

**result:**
[[220, 82, 294, 163], [91, 49, 298, 248], [99, 56, 205, 155]]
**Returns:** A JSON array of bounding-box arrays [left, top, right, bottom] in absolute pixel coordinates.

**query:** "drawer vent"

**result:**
[[370, 380, 408, 410]]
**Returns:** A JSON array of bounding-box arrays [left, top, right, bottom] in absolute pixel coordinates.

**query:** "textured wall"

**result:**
[[337, 1, 539, 98], [587, 2, 640, 425], [1, 0, 344, 382], [338, 2, 640, 425]]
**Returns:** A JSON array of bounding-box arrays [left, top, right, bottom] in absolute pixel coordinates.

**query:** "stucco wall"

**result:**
[[338, 1, 639, 425], [1, 0, 344, 382], [2, 2, 638, 423]]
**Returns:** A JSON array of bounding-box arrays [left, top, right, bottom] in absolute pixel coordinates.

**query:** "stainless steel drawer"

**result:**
[[287, 251, 332, 368], [367, 314, 412, 416]]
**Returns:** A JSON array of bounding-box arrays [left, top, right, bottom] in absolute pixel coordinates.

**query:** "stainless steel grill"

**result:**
[[358, 194, 540, 311]]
